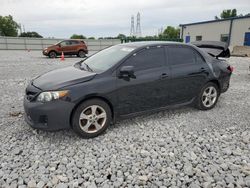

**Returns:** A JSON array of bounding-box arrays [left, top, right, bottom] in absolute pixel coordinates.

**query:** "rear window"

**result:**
[[70, 40, 79, 45]]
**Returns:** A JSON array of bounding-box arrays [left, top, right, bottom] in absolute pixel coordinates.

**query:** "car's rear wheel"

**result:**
[[48, 51, 57, 58], [72, 99, 111, 138], [196, 82, 220, 110], [78, 50, 86, 58]]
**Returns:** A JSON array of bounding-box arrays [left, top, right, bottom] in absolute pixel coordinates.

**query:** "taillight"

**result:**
[[227, 66, 234, 72]]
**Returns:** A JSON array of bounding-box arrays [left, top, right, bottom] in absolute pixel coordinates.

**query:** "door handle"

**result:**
[[200, 67, 207, 73], [160, 73, 168, 79]]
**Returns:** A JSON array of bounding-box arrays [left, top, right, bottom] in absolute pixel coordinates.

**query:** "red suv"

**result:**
[[43, 40, 88, 58]]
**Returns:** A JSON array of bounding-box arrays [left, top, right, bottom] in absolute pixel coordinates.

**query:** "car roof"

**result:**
[[118, 41, 189, 48]]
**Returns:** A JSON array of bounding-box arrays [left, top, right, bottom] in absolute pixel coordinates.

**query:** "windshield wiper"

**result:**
[[84, 63, 93, 72]]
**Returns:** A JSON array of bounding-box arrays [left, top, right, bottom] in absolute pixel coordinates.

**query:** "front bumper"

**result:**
[[42, 50, 48, 56], [23, 96, 75, 131]]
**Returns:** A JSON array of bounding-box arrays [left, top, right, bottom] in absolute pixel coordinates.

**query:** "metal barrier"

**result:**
[[0, 37, 121, 52]]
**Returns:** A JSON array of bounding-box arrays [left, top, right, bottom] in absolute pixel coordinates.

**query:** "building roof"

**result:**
[[180, 15, 250, 27]]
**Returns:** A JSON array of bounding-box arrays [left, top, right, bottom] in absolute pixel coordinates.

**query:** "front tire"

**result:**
[[48, 51, 57, 58], [72, 99, 112, 138], [196, 82, 220, 110], [77, 50, 86, 58]]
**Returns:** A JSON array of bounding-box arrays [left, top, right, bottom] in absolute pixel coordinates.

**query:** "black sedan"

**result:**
[[24, 41, 232, 138]]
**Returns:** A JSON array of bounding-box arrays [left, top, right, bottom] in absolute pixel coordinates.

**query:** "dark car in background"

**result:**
[[42, 39, 88, 58], [25, 41, 232, 138]]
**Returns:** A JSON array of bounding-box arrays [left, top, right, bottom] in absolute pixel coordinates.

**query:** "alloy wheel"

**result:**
[[79, 51, 85, 58], [79, 105, 107, 133], [202, 86, 217, 108], [49, 52, 56, 58]]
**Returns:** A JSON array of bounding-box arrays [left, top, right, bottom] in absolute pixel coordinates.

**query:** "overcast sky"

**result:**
[[1, 0, 250, 38]]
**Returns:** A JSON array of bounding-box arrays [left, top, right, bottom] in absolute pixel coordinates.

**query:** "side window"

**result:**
[[71, 40, 79, 45], [168, 46, 196, 66], [125, 47, 165, 71], [60, 41, 71, 46], [60, 41, 67, 46]]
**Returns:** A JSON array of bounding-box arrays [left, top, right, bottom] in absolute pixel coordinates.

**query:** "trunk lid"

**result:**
[[192, 41, 230, 58]]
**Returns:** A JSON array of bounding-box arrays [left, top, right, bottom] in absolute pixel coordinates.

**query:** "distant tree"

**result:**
[[0, 15, 19, 36], [215, 9, 237, 19], [88, 37, 95, 39], [162, 26, 180, 39], [70, 34, 86, 39], [98, 37, 104, 39], [19, 31, 43, 38], [117, 34, 126, 39]]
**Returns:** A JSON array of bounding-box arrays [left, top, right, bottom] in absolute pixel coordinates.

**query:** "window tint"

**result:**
[[71, 40, 79, 45], [125, 47, 165, 71], [60, 41, 71, 46], [168, 46, 196, 65]]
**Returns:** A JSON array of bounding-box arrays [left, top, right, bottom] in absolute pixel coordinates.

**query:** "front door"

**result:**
[[115, 46, 171, 115], [244, 32, 250, 46], [59, 41, 72, 54]]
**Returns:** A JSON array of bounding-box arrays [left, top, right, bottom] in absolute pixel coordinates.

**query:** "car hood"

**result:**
[[32, 66, 96, 90], [44, 45, 57, 50]]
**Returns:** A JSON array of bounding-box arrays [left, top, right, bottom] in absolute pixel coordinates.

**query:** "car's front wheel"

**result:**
[[72, 99, 112, 138], [48, 51, 57, 58], [77, 50, 86, 58], [196, 82, 220, 110]]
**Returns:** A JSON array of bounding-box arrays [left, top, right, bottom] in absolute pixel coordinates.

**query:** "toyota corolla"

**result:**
[[24, 41, 232, 138]]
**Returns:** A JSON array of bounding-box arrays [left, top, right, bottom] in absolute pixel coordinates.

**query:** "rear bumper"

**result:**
[[23, 97, 75, 131], [220, 75, 231, 93]]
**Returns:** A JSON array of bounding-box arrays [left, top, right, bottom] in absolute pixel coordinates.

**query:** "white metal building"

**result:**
[[180, 15, 250, 49]]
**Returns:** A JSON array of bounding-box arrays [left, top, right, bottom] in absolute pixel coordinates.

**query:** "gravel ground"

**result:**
[[0, 50, 250, 188]]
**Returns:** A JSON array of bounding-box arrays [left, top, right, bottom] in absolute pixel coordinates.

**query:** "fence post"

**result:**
[[5, 37, 8, 50], [41, 38, 44, 49], [24, 37, 27, 50]]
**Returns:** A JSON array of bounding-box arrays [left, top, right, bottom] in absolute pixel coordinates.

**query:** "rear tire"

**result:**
[[72, 99, 112, 138], [48, 51, 57, 58], [77, 50, 86, 58], [196, 82, 220, 110]]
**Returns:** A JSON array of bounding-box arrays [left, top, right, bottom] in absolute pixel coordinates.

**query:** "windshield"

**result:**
[[81, 45, 135, 72]]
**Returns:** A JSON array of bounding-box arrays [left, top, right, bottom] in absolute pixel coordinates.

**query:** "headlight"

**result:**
[[36, 90, 69, 102]]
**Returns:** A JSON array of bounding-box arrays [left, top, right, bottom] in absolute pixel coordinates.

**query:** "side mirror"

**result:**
[[119, 66, 136, 79], [57, 44, 61, 47]]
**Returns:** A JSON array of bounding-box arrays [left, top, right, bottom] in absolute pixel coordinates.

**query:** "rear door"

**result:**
[[115, 46, 171, 115], [59, 41, 73, 54], [167, 45, 209, 104], [70, 40, 80, 53]]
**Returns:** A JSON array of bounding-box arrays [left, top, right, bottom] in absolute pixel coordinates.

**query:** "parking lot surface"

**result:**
[[0, 50, 250, 187]]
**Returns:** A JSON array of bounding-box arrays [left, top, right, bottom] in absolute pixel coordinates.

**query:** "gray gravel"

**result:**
[[0, 50, 250, 188]]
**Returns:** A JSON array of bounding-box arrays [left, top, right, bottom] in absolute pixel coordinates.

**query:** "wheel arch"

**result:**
[[78, 48, 87, 54], [70, 96, 115, 128], [48, 50, 58, 56], [208, 79, 221, 92]]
